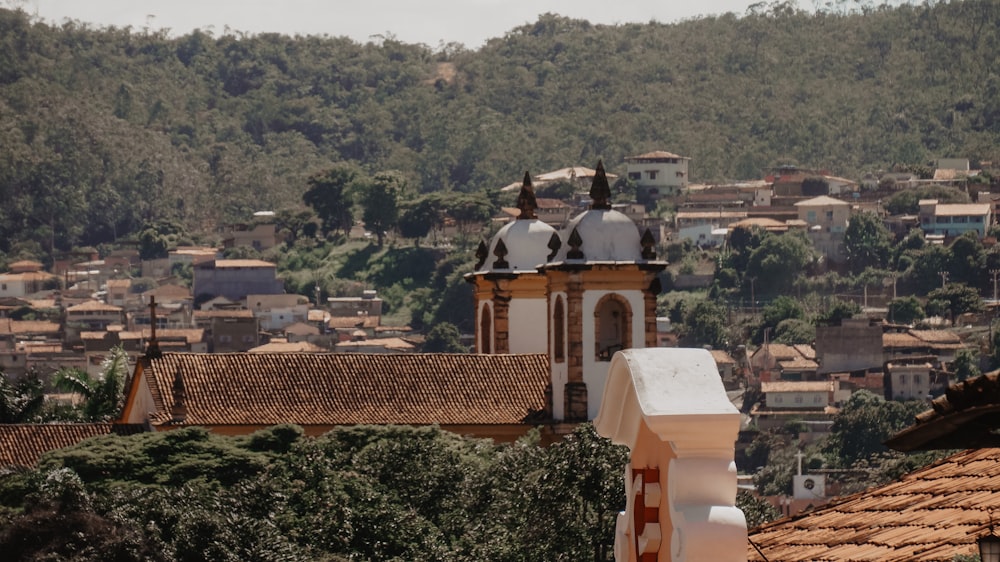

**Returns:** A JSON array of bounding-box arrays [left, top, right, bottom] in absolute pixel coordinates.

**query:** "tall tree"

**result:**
[[843, 211, 892, 274], [360, 171, 405, 247], [397, 195, 441, 245], [745, 232, 814, 295], [303, 166, 357, 238]]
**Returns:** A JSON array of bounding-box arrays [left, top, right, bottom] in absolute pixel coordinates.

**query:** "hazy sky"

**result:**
[[24, 0, 764, 48]]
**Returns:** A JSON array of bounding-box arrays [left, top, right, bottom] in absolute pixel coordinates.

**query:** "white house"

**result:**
[[625, 150, 690, 202]]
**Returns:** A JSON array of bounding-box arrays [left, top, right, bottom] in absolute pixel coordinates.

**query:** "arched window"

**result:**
[[480, 304, 492, 353], [594, 294, 631, 361], [553, 296, 565, 363]]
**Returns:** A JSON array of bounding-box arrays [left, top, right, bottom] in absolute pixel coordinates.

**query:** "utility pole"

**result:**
[[991, 269, 1000, 302], [749, 276, 758, 321], [938, 270, 949, 289]]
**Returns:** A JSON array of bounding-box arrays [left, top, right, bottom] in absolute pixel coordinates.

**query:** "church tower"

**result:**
[[468, 162, 666, 422], [468, 173, 560, 356]]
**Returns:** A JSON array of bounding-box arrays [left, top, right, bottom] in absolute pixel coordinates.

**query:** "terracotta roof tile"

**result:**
[[141, 352, 550, 428], [794, 344, 817, 360], [142, 284, 192, 298], [67, 300, 123, 312], [627, 151, 687, 160], [755, 343, 803, 360], [0, 423, 146, 467], [909, 330, 963, 344], [328, 316, 380, 329], [118, 329, 204, 344], [778, 357, 819, 371], [334, 337, 415, 351], [883, 332, 925, 347], [709, 349, 736, 365], [194, 309, 254, 319], [761, 381, 834, 393], [248, 341, 325, 353], [748, 448, 1000, 561], [0, 319, 61, 335]]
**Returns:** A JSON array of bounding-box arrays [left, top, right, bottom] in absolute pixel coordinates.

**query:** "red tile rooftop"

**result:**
[[133, 352, 550, 428], [749, 447, 1000, 561], [0, 423, 145, 467]]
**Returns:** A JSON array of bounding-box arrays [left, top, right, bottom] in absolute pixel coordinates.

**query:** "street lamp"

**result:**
[[980, 533, 1000, 562], [979, 513, 1000, 562]]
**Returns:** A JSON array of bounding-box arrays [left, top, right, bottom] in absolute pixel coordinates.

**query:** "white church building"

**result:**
[[467, 162, 667, 421]]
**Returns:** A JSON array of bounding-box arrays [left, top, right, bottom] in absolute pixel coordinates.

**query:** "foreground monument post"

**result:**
[[594, 348, 747, 562]]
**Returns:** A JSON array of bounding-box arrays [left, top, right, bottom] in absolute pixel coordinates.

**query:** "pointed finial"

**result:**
[[567, 227, 584, 260], [589, 160, 612, 210], [170, 366, 187, 424], [475, 239, 488, 270], [546, 231, 562, 262], [641, 228, 657, 260], [516, 171, 538, 220], [492, 238, 510, 269]]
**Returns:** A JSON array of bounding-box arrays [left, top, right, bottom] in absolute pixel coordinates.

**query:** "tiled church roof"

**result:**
[[137, 352, 550, 427], [0, 423, 146, 467]]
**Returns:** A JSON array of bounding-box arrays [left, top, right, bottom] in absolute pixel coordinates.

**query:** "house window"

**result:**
[[795, 395, 803, 404], [242, 335, 255, 343], [807, 211, 817, 223], [647, 170, 658, 180], [594, 294, 631, 361], [913, 374, 921, 384], [813, 395, 821, 403], [775, 395, 783, 404], [899, 374, 907, 384], [219, 335, 232, 343], [629, 172, 641, 180], [676, 171, 685, 178]]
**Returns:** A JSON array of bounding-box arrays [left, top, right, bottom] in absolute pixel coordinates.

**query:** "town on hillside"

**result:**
[[3, 150, 1000, 559]]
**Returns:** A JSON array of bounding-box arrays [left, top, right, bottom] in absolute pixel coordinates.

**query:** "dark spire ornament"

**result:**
[[567, 227, 584, 260], [641, 228, 657, 260], [589, 160, 612, 210], [492, 238, 510, 269], [475, 239, 488, 270], [516, 171, 538, 220], [547, 231, 562, 262]]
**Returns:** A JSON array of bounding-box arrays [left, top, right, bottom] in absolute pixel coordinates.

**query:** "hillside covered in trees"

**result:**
[[3, 1, 1000, 257]]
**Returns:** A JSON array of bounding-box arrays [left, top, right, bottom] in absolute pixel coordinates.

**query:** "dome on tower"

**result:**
[[554, 209, 642, 262], [477, 172, 560, 273], [552, 160, 643, 262]]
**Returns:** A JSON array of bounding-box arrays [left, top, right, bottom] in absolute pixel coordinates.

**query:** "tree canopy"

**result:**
[[5, 2, 1000, 257]]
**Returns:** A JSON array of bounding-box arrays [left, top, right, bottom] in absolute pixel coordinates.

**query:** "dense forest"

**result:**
[[4, 1, 1000, 257]]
